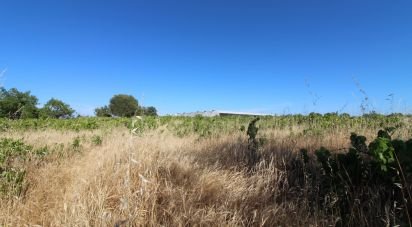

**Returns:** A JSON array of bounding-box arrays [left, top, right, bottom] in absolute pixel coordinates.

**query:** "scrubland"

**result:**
[[0, 115, 411, 226]]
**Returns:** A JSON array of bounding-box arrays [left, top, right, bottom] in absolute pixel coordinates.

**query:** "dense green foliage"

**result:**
[[94, 105, 112, 117], [0, 117, 131, 131], [0, 87, 77, 120], [141, 106, 158, 116], [96, 95, 158, 117], [0, 114, 409, 137], [0, 139, 32, 197], [109, 94, 139, 117], [300, 129, 412, 226], [0, 87, 159, 120], [40, 98, 75, 119], [0, 88, 39, 119]]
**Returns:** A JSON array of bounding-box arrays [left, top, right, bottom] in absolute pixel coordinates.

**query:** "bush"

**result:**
[[91, 135, 103, 146], [0, 138, 32, 197], [246, 117, 260, 168], [71, 137, 82, 152], [306, 129, 412, 226]]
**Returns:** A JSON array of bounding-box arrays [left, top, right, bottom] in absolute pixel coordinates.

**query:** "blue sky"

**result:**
[[0, 0, 411, 115]]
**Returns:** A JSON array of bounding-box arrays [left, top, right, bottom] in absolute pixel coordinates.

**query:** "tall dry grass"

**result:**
[[0, 126, 408, 226]]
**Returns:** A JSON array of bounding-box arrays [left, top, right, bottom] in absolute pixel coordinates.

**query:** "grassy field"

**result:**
[[0, 115, 411, 226]]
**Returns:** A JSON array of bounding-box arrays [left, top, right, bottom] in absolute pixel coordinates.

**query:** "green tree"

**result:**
[[109, 94, 139, 117], [142, 106, 158, 116], [40, 98, 74, 119], [95, 105, 112, 117], [0, 88, 39, 119]]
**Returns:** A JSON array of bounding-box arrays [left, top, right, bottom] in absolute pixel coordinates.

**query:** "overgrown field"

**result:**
[[0, 115, 411, 226]]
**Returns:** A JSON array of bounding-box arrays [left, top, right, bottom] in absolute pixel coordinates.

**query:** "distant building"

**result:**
[[176, 110, 269, 117]]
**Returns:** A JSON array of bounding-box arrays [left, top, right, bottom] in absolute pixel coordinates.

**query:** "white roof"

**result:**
[[176, 110, 268, 117]]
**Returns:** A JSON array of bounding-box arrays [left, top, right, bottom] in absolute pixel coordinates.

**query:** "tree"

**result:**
[[142, 106, 158, 116], [0, 88, 39, 119], [40, 98, 74, 119], [95, 105, 112, 117], [109, 94, 139, 117]]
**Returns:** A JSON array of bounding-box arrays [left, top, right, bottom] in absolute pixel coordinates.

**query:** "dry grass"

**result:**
[[0, 126, 407, 226]]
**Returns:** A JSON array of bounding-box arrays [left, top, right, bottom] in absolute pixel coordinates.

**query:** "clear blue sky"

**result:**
[[1, 0, 411, 115]]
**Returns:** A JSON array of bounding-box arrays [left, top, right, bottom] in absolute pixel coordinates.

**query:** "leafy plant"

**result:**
[[246, 117, 260, 168], [0, 138, 32, 197], [369, 137, 395, 171], [71, 137, 81, 151], [0, 138, 32, 164], [0, 169, 25, 197], [309, 129, 412, 226], [91, 135, 103, 146]]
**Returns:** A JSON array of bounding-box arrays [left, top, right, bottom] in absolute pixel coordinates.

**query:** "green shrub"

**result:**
[[310, 129, 412, 226], [71, 137, 81, 151], [0, 138, 32, 164], [0, 169, 25, 196], [246, 117, 260, 168], [91, 135, 103, 146], [0, 138, 32, 197]]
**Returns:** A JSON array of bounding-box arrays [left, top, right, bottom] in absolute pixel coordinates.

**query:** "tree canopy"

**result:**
[[142, 106, 158, 116], [109, 94, 139, 117], [0, 88, 39, 119], [95, 105, 112, 117], [40, 98, 74, 119], [0, 87, 159, 119], [96, 95, 158, 117]]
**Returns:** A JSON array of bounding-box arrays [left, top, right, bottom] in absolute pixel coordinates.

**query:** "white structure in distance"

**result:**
[[175, 110, 270, 117]]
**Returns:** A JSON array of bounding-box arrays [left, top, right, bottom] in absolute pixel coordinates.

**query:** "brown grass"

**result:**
[[0, 126, 406, 226]]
